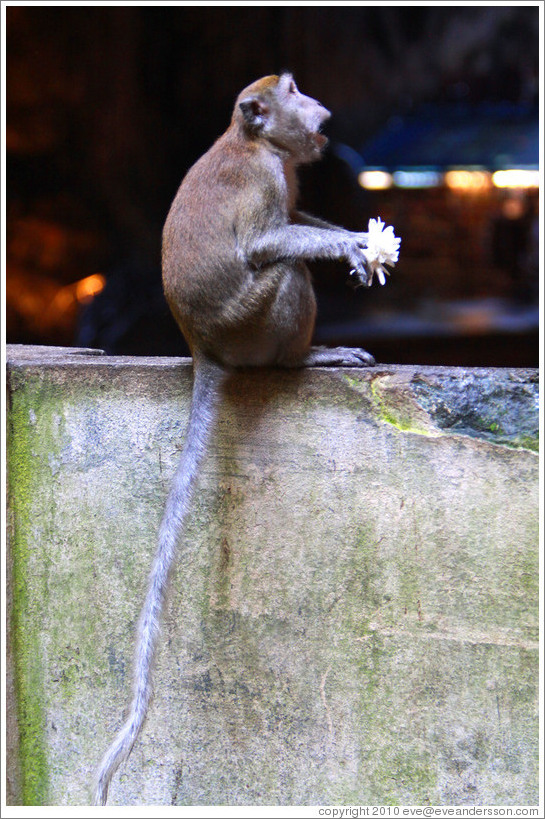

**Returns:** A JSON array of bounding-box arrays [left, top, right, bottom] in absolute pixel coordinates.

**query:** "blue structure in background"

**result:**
[[335, 102, 539, 173]]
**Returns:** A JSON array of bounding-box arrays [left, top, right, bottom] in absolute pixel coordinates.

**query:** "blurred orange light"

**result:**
[[75, 273, 106, 303], [444, 170, 491, 191]]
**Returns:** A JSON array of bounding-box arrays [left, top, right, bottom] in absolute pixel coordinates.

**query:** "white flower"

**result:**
[[351, 217, 401, 287]]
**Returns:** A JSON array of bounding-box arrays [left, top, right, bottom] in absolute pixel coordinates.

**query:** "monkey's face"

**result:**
[[276, 73, 331, 162], [237, 73, 331, 164]]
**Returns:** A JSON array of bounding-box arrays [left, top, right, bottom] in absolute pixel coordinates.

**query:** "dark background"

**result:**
[[6, 4, 540, 366]]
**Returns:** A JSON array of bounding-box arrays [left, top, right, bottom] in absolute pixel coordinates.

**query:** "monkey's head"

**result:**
[[234, 73, 331, 164]]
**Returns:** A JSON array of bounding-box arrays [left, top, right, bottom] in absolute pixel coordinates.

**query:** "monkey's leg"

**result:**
[[299, 345, 375, 367]]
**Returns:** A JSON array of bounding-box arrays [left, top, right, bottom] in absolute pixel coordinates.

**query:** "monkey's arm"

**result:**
[[243, 223, 370, 280], [290, 209, 358, 235]]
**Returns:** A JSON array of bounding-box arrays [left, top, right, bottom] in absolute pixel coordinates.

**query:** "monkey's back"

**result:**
[[162, 128, 316, 366]]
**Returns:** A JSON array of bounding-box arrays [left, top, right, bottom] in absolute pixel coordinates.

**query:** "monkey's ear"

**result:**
[[239, 96, 270, 131]]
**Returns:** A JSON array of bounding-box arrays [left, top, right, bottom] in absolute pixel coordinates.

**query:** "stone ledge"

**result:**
[[7, 344, 539, 451], [6, 345, 540, 806]]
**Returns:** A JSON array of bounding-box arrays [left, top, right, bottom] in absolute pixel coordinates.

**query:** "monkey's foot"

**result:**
[[302, 345, 375, 367]]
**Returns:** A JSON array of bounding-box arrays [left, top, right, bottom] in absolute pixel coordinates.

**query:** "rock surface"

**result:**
[[6, 345, 539, 806]]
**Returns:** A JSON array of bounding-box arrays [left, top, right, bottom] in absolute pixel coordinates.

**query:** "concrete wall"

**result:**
[[6, 345, 539, 806]]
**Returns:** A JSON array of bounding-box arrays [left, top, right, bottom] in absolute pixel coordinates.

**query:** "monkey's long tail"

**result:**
[[94, 354, 226, 806]]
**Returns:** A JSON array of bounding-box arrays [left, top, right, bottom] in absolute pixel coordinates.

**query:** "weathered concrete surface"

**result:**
[[6, 344, 539, 806]]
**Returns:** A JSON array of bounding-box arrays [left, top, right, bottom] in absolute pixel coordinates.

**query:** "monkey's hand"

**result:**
[[342, 233, 372, 286], [350, 218, 401, 288]]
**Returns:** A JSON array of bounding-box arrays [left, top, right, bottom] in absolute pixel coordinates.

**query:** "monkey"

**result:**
[[94, 72, 378, 805]]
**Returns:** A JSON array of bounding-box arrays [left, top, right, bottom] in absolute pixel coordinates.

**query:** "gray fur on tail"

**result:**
[[94, 355, 226, 805]]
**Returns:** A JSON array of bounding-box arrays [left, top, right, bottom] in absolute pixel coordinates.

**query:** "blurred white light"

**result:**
[[358, 170, 393, 190], [492, 169, 539, 189]]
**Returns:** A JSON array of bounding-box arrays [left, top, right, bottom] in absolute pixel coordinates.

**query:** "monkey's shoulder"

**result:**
[[188, 133, 287, 201]]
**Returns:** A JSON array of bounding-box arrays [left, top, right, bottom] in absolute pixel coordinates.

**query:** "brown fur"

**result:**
[[162, 72, 374, 368]]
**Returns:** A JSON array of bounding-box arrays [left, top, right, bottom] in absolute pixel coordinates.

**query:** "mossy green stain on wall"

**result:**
[[369, 377, 440, 437], [8, 379, 50, 805], [7, 369, 159, 805], [342, 370, 539, 451]]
